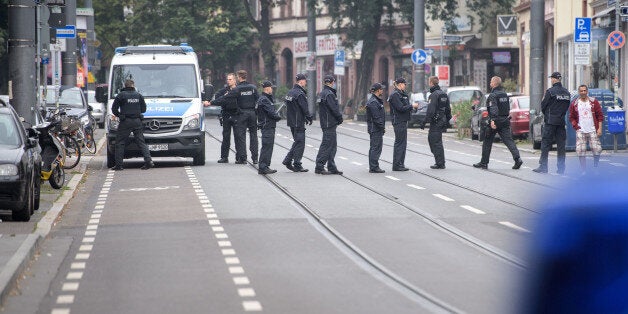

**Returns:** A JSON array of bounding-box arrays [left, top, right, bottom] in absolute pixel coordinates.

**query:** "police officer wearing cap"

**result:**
[[111, 79, 153, 170], [210, 70, 259, 164], [533, 71, 571, 174], [473, 76, 523, 170], [366, 82, 386, 173], [205, 73, 237, 163], [422, 76, 451, 169], [283, 73, 313, 172], [315, 74, 344, 175], [389, 77, 419, 171], [256, 81, 281, 174]]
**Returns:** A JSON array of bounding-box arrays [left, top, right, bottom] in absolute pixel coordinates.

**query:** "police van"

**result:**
[[96, 44, 206, 167]]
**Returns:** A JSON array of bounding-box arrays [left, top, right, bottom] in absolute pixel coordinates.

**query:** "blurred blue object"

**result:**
[[523, 172, 628, 313]]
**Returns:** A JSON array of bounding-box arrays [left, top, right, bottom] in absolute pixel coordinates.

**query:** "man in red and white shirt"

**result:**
[[569, 85, 604, 173]]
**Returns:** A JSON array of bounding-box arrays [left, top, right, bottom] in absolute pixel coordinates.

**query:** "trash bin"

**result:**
[[607, 108, 626, 134], [566, 89, 626, 151]]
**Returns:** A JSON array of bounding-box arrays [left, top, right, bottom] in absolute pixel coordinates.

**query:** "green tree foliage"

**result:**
[[94, 0, 253, 83], [243, 0, 279, 81]]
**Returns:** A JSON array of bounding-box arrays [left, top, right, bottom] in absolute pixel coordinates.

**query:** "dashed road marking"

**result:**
[[433, 194, 455, 202], [351, 161, 363, 166], [610, 162, 626, 167], [385, 176, 400, 181], [338, 156, 348, 160], [499, 221, 531, 233], [460, 205, 486, 215], [407, 184, 425, 190]]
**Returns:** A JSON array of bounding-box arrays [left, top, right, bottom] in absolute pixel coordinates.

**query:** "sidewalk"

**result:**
[[0, 137, 105, 306]]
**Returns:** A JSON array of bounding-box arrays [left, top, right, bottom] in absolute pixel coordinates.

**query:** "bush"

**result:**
[[450, 100, 473, 129]]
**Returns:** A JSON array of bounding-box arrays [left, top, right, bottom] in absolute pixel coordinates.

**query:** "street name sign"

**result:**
[[56, 25, 76, 39], [443, 35, 462, 43], [574, 17, 591, 43]]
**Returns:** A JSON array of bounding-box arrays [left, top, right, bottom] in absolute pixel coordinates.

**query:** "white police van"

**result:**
[[97, 44, 206, 167]]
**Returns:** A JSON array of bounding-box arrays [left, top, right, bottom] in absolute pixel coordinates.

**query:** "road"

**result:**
[[3, 117, 627, 313]]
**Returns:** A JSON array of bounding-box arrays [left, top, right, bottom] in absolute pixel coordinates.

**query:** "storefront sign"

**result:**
[[294, 35, 341, 58]]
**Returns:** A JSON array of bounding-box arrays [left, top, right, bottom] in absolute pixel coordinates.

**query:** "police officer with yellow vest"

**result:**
[[473, 76, 523, 170]]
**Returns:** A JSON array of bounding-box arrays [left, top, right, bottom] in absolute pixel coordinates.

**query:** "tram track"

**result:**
[[205, 130, 527, 313]]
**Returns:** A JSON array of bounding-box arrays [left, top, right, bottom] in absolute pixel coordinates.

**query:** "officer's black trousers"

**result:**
[[235, 110, 258, 162], [115, 117, 151, 167], [258, 127, 275, 170], [480, 120, 521, 164], [428, 126, 445, 166], [369, 130, 383, 170], [393, 122, 408, 169], [539, 124, 566, 171], [284, 127, 306, 167], [315, 125, 338, 171], [220, 114, 236, 159]]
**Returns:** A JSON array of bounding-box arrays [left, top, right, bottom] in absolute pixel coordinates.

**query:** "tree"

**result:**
[[242, 0, 278, 81]]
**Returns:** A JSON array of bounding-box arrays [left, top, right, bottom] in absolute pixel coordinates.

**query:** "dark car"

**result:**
[[0, 99, 42, 221], [43, 85, 91, 126], [409, 92, 428, 128]]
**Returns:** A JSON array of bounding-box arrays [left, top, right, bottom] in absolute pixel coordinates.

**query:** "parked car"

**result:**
[[0, 95, 9, 105], [509, 95, 530, 138], [447, 86, 483, 107], [409, 92, 428, 128], [87, 90, 106, 128], [0, 99, 42, 221], [470, 92, 520, 140], [43, 86, 91, 126]]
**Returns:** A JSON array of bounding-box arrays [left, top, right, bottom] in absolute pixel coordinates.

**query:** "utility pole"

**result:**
[[529, 0, 545, 126], [307, 0, 317, 118], [413, 0, 425, 93], [8, 0, 37, 124], [62, 0, 77, 87], [85, 0, 96, 89]]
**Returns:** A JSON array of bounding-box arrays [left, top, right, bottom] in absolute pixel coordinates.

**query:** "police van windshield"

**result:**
[[111, 64, 198, 99]]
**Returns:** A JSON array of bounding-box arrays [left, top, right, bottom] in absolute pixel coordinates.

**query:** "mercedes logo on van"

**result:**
[[148, 119, 161, 131]]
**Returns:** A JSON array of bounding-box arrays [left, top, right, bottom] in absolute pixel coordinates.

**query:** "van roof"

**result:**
[[115, 45, 194, 55]]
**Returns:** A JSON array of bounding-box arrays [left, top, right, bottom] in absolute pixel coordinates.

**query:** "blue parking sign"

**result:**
[[574, 17, 591, 43]]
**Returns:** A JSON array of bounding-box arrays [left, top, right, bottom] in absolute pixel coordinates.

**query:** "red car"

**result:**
[[509, 95, 530, 138]]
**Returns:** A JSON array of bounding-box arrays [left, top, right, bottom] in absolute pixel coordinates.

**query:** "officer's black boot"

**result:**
[[512, 158, 523, 170]]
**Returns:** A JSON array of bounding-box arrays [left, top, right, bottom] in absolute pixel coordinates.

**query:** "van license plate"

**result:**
[[148, 144, 168, 151]]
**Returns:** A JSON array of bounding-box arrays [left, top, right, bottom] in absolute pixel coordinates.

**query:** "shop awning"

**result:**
[[592, 7, 614, 19]]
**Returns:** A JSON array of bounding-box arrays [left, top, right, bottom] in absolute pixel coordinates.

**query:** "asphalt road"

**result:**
[[3, 117, 628, 313]]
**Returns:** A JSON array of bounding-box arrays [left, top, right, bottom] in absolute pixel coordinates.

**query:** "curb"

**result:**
[[0, 136, 106, 306]]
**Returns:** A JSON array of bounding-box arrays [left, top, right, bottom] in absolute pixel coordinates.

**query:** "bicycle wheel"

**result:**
[[84, 127, 97, 154], [62, 135, 81, 169]]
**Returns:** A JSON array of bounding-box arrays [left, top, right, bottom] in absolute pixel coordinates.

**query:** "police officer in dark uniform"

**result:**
[[205, 73, 237, 163], [388, 77, 418, 171], [421, 76, 451, 169], [533, 72, 571, 174], [315, 75, 343, 175], [256, 81, 281, 175], [366, 83, 386, 173], [111, 79, 153, 170], [211, 70, 259, 164], [473, 76, 523, 170], [283, 73, 312, 172]]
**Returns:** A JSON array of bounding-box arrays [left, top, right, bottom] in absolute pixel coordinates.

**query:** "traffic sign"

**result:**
[[574, 17, 591, 43], [334, 50, 345, 76], [424, 48, 434, 55], [56, 25, 76, 39], [411, 49, 427, 65], [574, 43, 590, 65], [608, 30, 626, 50], [443, 35, 462, 43]]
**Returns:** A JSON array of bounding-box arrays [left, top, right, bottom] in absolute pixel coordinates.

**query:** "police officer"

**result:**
[[211, 70, 259, 164], [205, 73, 237, 163], [315, 75, 343, 175], [421, 76, 451, 169], [389, 77, 418, 171], [473, 76, 523, 170], [283, 73, 312, 172], [111, 79, 153, 170], [533, 72, 571, 174], [256, 81, 281, 175], [366, 82, 386, 173]]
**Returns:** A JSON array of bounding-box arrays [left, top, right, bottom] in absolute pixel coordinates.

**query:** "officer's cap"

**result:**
[[395, 77, 407, 84], [261, 80, 273, 88], [549, 72, 562, 79], [370, 83, 383, 92], [324, 75, 336, 84], [295, 73, 307, 81]]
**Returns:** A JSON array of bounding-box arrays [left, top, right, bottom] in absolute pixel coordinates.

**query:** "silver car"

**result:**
[[87, 90, 106, 128]]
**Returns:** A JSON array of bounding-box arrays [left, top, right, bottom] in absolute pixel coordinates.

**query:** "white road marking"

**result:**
[[499, 221, 531, 233], [242, 301, 263, 311], [218, 241, 232, 247], [66, 272, 83, 280], [222, 249, 236, 255], [207, 213, 218, 219], [88, 219, 99, 224], [433, 194, 455, 202], [75, 253, 90, 260], [406, 184, 425, 190], [238, 288, 256, 297], [351, 161, 363, 166], [225, 257, 241, 265], [338, 156, 348, 160], [61, 282, 79, 291], [86, 225, 98, 230], [56, 295, 75, 304], [208, 219, 221, 225], [215, 233, 229, 239], [82, 237, 95, 243], [230, 267, 245, 274], [212, 226, 224, 232], [306, 144, 314, 148], [90, 214, 101, 219], [70, 262, 86, 270], [51, 308, 70, 314], [84, 230, 97, 236], [610, 162, 626, 167], [79, 245, 92, 251], [233, 277, 250, 285], [460, 205, 486, 215], [385, 176, 400, 181]]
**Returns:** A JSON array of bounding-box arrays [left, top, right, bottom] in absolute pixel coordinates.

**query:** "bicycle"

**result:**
[[46, 108, 81, 169]]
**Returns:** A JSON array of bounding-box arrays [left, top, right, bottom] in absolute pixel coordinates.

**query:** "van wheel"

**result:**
[[192, 138, 205, 166]]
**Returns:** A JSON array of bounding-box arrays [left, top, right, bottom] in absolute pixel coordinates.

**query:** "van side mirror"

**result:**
[[95, 85, 108, 103]]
